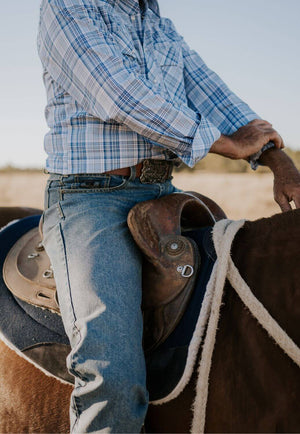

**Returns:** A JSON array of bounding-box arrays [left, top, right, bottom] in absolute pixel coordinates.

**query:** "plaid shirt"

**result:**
[[38, 0, 260, 174]]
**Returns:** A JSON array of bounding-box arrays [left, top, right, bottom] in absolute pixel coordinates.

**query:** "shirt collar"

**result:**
[[148, 0, 160, 16], [107, 0, 160, 17]]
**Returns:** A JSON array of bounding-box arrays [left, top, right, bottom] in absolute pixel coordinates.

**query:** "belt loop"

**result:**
[[128, 165, 137, 181]]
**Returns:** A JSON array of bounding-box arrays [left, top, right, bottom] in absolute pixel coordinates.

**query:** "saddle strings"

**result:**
[[191, 219, 300, 434]]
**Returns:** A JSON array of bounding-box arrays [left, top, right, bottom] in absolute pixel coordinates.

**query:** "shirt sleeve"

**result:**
[[37, 0, 221, 167], [181, 38, 260, 136], [181, 38, 276, 168], [249, 141, 275, 170]]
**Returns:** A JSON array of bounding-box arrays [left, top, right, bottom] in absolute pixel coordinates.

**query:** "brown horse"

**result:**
[[0, 206, 299, 433], [0, 206, 42, 228]]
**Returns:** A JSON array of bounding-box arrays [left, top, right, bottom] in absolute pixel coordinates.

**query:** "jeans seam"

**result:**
[[45, 185, 50, 210], [71, 396, 80, 432], [57, 222, 78, 328], [56, 201, 65, 220], [56, 222, 83, 430]]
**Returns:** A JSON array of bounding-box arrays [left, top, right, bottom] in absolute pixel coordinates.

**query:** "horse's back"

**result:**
[[0, 207, 42, 228], [0, 340, 71, 433]]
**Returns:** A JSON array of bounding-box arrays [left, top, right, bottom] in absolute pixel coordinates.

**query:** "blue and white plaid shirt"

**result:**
[[38, 0, 260, 174]]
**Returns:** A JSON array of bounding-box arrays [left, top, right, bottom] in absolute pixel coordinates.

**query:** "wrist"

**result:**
[[248, 141, 275, 170], [209, 135, 236, 159], [259, 148, 298, 175]]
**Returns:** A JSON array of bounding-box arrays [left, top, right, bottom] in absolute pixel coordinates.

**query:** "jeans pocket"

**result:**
[[60, 175, 129, 196], [44, 180, 62, 210], [43, 182, 65, 237], [42, 201, 64, 238]]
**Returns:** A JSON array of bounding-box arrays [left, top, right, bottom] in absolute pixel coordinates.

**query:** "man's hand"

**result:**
[[208, 119, 300, 212], [259, 148, 300, 212], [209, 119, 284, 160]]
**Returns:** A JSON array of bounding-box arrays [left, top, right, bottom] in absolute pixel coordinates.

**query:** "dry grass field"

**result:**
[[0, 170, 281, 220], [173, 171, 280, 219]]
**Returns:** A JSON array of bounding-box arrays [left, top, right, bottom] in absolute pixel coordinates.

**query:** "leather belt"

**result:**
[[105, 159, 174, 184]]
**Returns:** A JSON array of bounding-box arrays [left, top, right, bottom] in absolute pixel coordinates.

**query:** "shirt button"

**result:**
[[131, 15, 135, 21]]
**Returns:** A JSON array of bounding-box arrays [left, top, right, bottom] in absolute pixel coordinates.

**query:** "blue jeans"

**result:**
[[42, 169, 179, 433]]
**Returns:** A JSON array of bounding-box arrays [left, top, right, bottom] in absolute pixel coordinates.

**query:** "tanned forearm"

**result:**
[[259, 147, 300, 211], [208, 119, 300, 211], [209, 119, 284, 160], [259, 147, 296, 174]]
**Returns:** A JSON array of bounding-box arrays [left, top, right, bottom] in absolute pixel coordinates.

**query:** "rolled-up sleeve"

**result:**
[[181, 39, 277, 168], [38, 0, 221, 167], [182, 39, 259, 136]]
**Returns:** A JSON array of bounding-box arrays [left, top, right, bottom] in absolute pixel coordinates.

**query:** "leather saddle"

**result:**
[[3, 217, 59, 314], [3, 191, 226, 352]]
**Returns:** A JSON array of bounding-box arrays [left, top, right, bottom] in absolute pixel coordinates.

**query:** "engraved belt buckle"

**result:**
[[140, 160, 172, 184]]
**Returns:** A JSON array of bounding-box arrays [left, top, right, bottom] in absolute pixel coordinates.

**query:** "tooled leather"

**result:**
[[127, 193, 216, 353], [142, 235, 196, 307], [142, 236, 200, 352]]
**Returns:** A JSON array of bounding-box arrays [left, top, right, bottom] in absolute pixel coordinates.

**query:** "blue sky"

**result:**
[[1, 0, 299, 168]]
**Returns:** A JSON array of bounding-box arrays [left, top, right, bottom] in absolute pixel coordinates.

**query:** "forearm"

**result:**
[[208, 120, 284, 160], [259, 147, 297, 175], [259, 147, 300, 211], [209, 134, 236, 158]]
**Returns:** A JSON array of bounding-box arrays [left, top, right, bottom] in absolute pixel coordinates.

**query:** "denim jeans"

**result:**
[[42, 169, 179, 433]]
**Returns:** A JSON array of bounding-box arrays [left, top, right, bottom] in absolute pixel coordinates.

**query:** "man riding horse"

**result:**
[[37, 0, 300, 432]]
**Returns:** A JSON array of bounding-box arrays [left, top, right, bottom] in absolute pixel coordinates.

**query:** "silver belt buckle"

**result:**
[[140, 160, 173, 184]]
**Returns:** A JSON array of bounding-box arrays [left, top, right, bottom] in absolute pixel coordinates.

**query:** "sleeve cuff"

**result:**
[[249, 141, 275, 170], [180, 117, 221, 168]]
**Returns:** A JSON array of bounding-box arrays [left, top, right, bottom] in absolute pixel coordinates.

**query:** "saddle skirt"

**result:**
[[3, 226, 59, 313], [0, 192, 224, 400], [0, 215, 73, 384]]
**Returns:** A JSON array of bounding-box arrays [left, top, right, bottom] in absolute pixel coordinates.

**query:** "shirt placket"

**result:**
[[143, 17, 161, 90], [130, 11, 147, 77]]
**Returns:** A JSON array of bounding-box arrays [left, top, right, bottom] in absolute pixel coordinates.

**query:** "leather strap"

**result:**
[[105, 162, 144, 177], [104, 159, 173, 184]]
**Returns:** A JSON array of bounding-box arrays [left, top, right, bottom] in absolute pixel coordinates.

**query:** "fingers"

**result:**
[[291, 188, 300, 209], [251, 119, 285, 149], [294, 196, 300, 209], [278, 135, 284, 149], [276, 194, 292, 212], [230, 120, 285, 159], [250, 119, 272, 127], [275, 188, 300, 212], [272, 159, 300, 212], [266, 130, 284, 149]]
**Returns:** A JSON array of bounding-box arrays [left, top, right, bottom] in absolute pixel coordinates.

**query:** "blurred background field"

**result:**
[[0, 170, 279, 220], [2, 148, 299, 220]]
